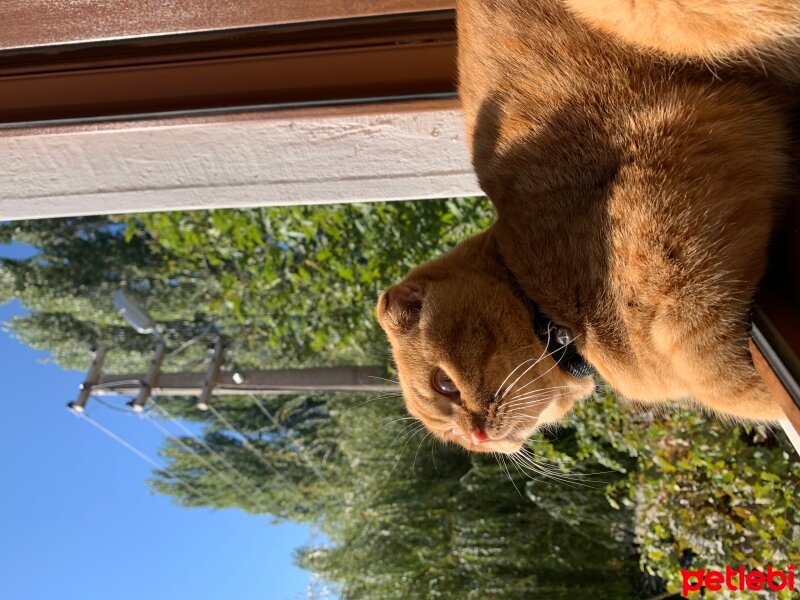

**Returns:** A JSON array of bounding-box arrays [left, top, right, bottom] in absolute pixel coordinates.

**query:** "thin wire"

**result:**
[[248, 394, 324, 480], [171, 354, 209, 373], [74, 411, 213, 505], [165, 324, 215, 359], [90, 379, 144, 390], [76, 411, 161, 468], [150, 402, 270, 497], [205, 403, 290, 483], [142, 411, 257, 503], [91, 395, 141, 415]]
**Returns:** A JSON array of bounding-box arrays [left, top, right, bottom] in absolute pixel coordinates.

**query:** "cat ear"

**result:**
[[379, 282, 423, 333]]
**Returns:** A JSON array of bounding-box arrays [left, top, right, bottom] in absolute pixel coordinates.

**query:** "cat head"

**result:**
[[375, 231, 595, 454]]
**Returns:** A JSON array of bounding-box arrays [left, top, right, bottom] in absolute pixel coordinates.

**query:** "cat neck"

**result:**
[[486, 217, 606, 334], [490, 239, 596, 378]]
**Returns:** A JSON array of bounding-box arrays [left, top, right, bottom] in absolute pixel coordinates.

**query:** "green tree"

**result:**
[[148, 392, 641, 599], [1, 199, 493, 373]]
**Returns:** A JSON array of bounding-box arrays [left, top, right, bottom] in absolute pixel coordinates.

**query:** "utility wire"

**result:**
[[205, 403, 293, 486], [76, 410, 161, 469], [150, 402, 271, 499], [74, 410, 214, 506], [92, 395, 141, 415], [162, 323, 217, 371], [249, 394, 324, 480], [90, 379, 144, 390], [142, 412, 257, 504], [165, 323, 215, 359]]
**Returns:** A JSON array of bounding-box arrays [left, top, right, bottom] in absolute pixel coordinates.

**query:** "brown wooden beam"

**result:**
[[0, 11, 457, 125], [1, 0, 455, 50]]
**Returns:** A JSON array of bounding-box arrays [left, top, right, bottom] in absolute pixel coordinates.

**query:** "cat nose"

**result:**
[[471, 427, 491, 445]]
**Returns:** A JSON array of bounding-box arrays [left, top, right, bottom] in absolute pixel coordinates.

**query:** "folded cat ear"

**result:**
[[378, 282, 423, 333]]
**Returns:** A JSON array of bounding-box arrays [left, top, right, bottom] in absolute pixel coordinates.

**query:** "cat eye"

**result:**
[[431, 368, 459, 396]]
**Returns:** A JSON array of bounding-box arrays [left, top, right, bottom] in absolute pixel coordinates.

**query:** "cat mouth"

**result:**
[[446, 426, 524, 452], [449, 426, 513, 444]]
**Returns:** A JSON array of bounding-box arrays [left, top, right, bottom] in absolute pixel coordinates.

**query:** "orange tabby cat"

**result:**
[[376, 0, 798, 454]]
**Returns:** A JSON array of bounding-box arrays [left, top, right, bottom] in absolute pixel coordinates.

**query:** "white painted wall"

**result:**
[[0, 107, 481, 221]]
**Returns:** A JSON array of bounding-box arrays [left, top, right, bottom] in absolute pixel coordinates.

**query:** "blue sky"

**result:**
[[0, 244, 327, 600]]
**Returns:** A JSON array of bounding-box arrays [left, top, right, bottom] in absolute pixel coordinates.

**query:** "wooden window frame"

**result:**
[[1, 1, 455, 50], [0, 7, 457, 125]]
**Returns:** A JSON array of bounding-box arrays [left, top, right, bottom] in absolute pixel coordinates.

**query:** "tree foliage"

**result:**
[[558, 396, 800, 598], [147, 392, 642, 599], [1, 199, 492, 373]]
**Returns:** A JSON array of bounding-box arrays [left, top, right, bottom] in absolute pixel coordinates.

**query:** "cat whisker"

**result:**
[[494, 336, 553, 399], [501, 402, 558, 420], [430, 439, 439, 475], [506, 451, 530, 481], [392, 424, 425, 452], [501, 403, 556, 422], [507, 452, 568, 486], [507, 334, 583, 398], [500, 343, 572, 402], [495, 452, 524, 498], [391, 418, 423, 435], [502, 388, 576, 410], [507, 407, 552, 419], [367, 375, 401, 385], [494, 343, 545, 389], [493, 354, 545, 401], [515, 447, 579, 477], [390, 421, 426, 448], [509, 452, 593, 489], [506, 404, 553, 417], [503, 384, 579, 405], [520, 446, 621, 480], [510, 449, 573, 489], [515, 447, 607, 487], [506, 389, 558, 413], [498, 329, 553, 400], [377, 416, 418, 433], [501, 413, 550, 428], [412, 431, 432, 471], [392, 425, 427, 472], [348, 392, 402, 410], [502, 396, 554, 411], [505, 383, 577, 399], [512, 463, 582, 489]]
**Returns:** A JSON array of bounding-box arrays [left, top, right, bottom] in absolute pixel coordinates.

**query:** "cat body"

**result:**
[[377, 0, 798, 453]]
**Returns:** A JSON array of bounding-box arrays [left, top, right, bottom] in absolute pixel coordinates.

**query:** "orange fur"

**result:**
[[376, 0, 796, 454], [564, 0, 800, 78]]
